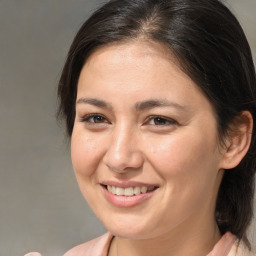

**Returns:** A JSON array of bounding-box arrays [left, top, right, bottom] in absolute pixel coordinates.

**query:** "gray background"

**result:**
[[0, 1, 255, 255]]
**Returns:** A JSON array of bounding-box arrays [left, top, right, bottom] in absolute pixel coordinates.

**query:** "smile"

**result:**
[[106, 185, 156, 196]]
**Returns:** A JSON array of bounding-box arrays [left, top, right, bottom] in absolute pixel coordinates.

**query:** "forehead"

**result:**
[[78, 40, 194, 95], [79, 40, 193, 91], [84, 40, 180, 74]]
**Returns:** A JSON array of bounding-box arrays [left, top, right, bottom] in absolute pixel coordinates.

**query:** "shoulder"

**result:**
[[63, 232, 113, 256], [207, 232, 255, 256], [228, 240, 255, 256]]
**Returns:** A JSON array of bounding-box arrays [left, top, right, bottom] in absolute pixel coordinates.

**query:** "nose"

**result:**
[[102, 126, 144, 173]]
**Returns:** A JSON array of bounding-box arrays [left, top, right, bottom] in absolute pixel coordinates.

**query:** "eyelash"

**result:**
[[80, 114, 177, 127], [80, 114, 109, 124], [145, 115, 177, 126]]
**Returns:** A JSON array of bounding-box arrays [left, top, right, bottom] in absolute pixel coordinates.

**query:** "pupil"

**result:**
[[155, 117, 165, 125], [94, 116, 103, 123]]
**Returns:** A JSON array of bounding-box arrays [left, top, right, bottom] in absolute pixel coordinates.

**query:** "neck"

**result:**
[[109, 216, 221, 256]]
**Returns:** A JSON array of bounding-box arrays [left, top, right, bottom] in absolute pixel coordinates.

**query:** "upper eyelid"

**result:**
[[80, 113, 108, 122], [146, 115, 176, 122], [80, 113, 104, 118]]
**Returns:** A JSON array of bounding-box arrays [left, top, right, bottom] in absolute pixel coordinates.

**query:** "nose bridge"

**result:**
[[103, 122, 143, 172], [112, 124, 131, 155]]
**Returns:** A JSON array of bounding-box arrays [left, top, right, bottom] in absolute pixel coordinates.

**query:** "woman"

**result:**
[[28, 0, 256, 255]]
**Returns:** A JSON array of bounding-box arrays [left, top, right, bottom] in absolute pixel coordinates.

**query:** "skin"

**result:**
[[70, 41, 252, 256]]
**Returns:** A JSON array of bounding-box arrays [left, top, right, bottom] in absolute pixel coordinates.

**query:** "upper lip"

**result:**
[[101, 180, 159, 188]]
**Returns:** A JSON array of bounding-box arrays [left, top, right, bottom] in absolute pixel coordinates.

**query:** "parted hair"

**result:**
[[58, 0, 256, 247]]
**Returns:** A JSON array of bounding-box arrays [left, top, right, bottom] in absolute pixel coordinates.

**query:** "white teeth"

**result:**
[[141, 186, 147, 193], [106, 185, 156, 196], [134, 186, 141, 195], [124, 187, 134, 196], [115, 187, 124, 196]]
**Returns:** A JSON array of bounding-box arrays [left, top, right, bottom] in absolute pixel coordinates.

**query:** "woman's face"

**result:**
[[71, 41, 225, 239]]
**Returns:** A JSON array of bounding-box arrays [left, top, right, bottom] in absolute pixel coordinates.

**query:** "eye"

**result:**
[[146, 116, 177, 126], [80, 114, 108, 124]]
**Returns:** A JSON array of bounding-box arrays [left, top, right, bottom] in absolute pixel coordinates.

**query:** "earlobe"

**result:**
[[220, 111, 253, 170]]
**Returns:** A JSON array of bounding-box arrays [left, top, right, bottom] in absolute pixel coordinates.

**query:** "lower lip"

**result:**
[[102, 186, 157, 208]]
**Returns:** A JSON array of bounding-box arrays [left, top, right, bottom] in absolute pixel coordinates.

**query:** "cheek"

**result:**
[[71, 130, 103, 177], [146, 132, 221, 221], [145, 129, 219, 183]]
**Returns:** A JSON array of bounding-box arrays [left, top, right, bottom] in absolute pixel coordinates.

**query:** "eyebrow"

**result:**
[[76, 97, 112, 109], [135, 99, 187, 111], [76, 97, 187, 112]]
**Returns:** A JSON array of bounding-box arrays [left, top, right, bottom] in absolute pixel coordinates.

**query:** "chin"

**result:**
[[100, 215, 157, 240]]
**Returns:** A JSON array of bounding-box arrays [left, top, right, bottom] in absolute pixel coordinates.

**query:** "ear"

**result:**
[[219, 111, 253, 170]]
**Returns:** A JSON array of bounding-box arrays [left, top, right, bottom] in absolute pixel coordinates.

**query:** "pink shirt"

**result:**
[[62, 232, 255, 256]]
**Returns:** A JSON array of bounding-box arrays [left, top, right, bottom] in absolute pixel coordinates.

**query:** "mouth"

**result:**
[[102, 184, 158, 196], [101, 182, 159, 207]]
